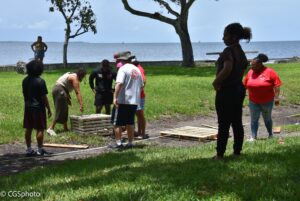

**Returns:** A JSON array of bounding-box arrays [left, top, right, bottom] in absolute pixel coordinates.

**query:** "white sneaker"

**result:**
[[247, 137, 255, 142], [47, 128, 57, 136]]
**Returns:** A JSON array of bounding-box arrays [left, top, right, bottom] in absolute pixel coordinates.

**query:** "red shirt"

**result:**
[[137, 64, 146, 98], [244, 67, 282, 104]]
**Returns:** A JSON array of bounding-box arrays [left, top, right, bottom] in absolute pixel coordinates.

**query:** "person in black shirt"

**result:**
[[22, 60, 52, 156], [212, 23, 252, 160], [89, 59, 116, 114]]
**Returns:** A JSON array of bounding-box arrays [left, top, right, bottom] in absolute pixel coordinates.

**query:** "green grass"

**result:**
[[0, 63, 300, 144], [1, 136, 300, 200]]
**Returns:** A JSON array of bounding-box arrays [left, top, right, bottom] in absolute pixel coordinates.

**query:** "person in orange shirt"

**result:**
[[132, 58, 148, 139], [244, 53, 282, 141]]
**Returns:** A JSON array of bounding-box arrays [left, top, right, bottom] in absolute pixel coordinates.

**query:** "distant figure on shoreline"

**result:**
[[31, 36, 48, 62]]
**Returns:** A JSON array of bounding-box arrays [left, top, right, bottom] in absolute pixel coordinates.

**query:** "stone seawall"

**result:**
[[1, 57, 300, 72], [0, 60, 215, 72]]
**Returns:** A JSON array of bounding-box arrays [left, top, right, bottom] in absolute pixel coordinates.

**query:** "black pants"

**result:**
[[215, 84, 245, 156]]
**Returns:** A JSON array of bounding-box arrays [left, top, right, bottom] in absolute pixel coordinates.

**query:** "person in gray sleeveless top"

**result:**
[[47, 69, 86, 136]]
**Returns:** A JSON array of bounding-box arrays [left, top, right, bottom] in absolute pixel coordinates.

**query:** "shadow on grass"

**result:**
[[1, 142, 299, 200]]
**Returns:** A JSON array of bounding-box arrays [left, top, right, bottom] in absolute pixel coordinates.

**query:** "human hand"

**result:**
[[212, 80, 221, 91], [80, 105, 84, 113], [113, 98, 118, 108]]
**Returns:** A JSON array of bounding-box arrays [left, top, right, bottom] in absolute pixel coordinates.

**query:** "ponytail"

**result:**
[[225, 23, 252, 42], [243, 27, 252, 42]]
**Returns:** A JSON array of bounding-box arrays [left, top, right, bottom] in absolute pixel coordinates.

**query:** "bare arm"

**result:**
[[212, 60, 233, 91], [113, 82, 123, 107], [44, 43, 48, 52], [31, 42, 36, 52], [42, 95, 52, 118]]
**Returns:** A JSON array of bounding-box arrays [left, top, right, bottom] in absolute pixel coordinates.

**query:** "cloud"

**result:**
[[27, 20, 49, 29]]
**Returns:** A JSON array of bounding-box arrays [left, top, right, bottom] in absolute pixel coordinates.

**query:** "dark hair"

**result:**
[[255, 53, 269, 63], [76, 68, 87, 80], [26, 60, 44, 76], [102, 59, 110, 68], [132, 58, 139, 66], [225, 23, 252, 42]]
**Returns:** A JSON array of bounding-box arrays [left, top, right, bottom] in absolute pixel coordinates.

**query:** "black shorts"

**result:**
[[23, 109, 46, 130], [95, 92, 113, 106], [111, 104, 137, 126]]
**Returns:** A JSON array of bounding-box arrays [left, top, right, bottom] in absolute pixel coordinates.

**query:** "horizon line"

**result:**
[[1, 40, 300, 44]]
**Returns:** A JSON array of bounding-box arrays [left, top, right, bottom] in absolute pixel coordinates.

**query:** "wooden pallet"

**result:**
[[273, 126, 281, 134], [70, 114, 112, 135], [160, 126, 218, 142]]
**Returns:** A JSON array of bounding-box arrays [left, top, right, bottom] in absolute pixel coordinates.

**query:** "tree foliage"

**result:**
[[49, 0, 97, 67], [49, 0, 97, 38]]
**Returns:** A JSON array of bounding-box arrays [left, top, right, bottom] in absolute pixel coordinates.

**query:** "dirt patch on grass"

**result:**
[[1, 105, 300, 175]]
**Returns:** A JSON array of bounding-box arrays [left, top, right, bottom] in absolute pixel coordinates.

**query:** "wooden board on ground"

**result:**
[[160, 126, 218, 142], [43, 143, 89, 149], [273, 126, 281, 134]]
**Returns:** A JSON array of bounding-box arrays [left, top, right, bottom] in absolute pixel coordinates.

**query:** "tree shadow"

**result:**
[[1, 142, 299, 200]]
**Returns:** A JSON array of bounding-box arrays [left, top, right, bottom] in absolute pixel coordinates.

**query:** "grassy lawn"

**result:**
[[1, 63, 300, 200], [0, 63, 300, 145], [0, 136, 300, 200]]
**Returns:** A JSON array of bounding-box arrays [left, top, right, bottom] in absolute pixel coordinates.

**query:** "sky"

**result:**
[[0, 0, 299, 43]]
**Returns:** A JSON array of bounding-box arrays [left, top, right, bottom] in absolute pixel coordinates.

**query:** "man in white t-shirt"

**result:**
[[111, 51, 143, 149]]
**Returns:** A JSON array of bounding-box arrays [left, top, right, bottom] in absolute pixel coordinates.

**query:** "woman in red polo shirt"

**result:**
[[244, 54, 282, 141]]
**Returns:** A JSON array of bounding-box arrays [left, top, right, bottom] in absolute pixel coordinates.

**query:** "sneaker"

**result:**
[[109, 144, 124, 150], [26, 149, 37, 157], [37, 148, 52, 156], [136, 134, 149, 140], [124, 143, 134, 149], [212, 155, 223, 160], [47, 128, 57, 136], [142, 134, 149, 139], [247, 137, 256, 142]]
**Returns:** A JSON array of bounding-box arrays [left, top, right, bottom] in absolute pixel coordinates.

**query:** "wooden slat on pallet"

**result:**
[[160, 126, 218, 141], [43, 143, 89, 149]]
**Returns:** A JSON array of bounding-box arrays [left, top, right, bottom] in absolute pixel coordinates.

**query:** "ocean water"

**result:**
[[0, 41, 299, 65]]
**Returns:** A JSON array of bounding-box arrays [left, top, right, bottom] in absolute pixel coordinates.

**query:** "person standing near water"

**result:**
[[212, 23, 252, 160], [31, 36, 48, 62]]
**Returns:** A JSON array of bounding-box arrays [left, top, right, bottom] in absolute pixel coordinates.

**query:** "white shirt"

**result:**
[[116, 63, 143, 105]]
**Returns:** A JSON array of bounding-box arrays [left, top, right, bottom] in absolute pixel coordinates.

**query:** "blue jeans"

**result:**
[[249, 100, 274, 138]]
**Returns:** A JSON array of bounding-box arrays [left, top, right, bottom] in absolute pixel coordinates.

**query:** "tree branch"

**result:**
[[121, 0, 176, 25], [157, 0, 180, 17], [184, 0, 195, 13], [69, 29, 88, 38], [69, 0, 80, 19]]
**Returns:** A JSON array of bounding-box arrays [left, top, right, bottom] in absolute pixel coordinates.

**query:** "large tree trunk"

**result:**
[[63, 25, 70, 68], [63, 36, 69, 68], [175, 22, 195, 67]]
